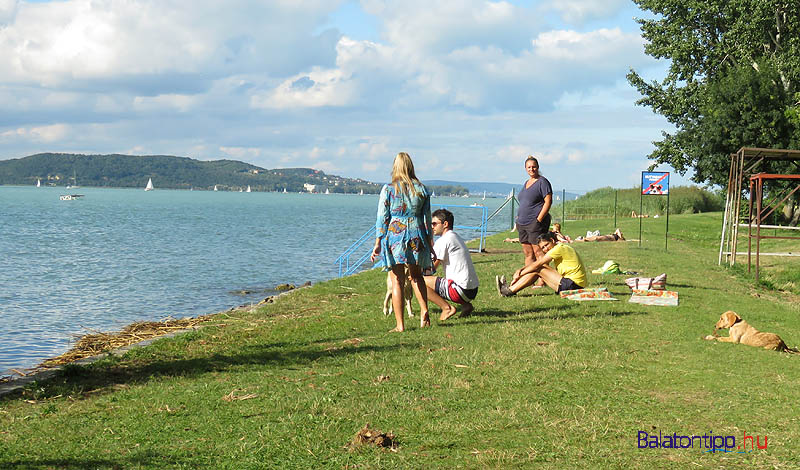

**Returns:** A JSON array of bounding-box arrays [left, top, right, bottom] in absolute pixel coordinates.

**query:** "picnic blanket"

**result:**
[[628, 289, 678, 306], [559, 287, 617, 301]]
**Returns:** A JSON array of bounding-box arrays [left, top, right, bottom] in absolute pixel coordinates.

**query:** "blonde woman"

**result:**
[[370, 152, 434, 331]]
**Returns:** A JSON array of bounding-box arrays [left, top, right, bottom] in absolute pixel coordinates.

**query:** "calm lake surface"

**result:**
[[1, 186, 510, 374]]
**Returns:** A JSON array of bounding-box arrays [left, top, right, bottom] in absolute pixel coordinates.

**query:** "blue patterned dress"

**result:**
[[375, 182, 433, 270]]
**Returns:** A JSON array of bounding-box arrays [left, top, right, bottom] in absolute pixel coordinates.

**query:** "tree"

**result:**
[[627, 0, 800, 186]]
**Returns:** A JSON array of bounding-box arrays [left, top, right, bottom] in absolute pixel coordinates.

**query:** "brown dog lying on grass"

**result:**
[[383, 267, 414, 318], [704, 310, 797, 352]]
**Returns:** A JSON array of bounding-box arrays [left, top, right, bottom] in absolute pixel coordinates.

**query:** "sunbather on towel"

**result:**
[[575, 228, 625, 242]]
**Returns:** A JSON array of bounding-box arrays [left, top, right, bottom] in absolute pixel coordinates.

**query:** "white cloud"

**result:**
[[0, 0, 342, 88], [0, 0, 18, 26], [133, 94, 197, 113], [542, 0, 629, 25], [220, 146, 263, 160], [1, 123, 70, 142]]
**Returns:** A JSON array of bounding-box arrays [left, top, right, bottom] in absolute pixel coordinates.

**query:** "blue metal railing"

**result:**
[[334, 226, 377, 277], [334, 203, 490, 277]]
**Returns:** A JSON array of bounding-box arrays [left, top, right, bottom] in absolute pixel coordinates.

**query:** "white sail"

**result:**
[[283, 187, 287, 193], [483, 191, 486, 200], [359, 189, 364, 195], [145, 178, 154, 191], [214, 185, 218, 191], [325, 188, 330, 194], [246, 185, 251, 192], [36, 178, 41, 187]]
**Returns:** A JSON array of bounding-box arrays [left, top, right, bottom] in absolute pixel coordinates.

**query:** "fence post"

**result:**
[[614, 190, 617, 229], [510, 188, 516, 230], [562, 189, 566, 226]]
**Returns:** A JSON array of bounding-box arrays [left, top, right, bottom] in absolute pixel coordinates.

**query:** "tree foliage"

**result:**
[[628, 0, 800, 186]]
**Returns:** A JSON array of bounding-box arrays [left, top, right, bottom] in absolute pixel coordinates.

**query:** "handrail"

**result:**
[[334, 226, 376, 277], [335, 203, 490, 277]]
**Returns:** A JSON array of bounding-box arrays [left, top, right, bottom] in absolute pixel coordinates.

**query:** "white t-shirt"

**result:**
[[434, 230, 479, 289]]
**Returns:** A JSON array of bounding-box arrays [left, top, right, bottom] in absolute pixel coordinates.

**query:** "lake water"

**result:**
[[0, 186, 510, 374]]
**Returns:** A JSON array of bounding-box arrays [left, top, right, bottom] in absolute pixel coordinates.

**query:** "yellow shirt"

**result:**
[[547, 243, 587, 287]]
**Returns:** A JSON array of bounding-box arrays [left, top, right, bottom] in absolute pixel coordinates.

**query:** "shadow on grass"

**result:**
[[462, 305, 648, 326], [11, 340, 422, 401], [2, 450, 191, 469]]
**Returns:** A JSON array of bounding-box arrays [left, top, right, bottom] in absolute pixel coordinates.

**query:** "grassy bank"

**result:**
[[2, 213, 799, 469]]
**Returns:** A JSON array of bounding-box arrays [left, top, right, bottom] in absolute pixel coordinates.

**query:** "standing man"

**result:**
[[424, 209, 479, 321]]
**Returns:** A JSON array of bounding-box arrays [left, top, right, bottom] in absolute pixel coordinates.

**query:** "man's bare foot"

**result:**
[[459, 303, 474, 317], [389, 326, 404, 332], [439, 305, 457, 321], [420, 312, 431, 327]]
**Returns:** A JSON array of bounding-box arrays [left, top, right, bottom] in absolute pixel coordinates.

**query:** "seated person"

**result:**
[[575, 228, 625, 242], [424, 209, 479, 320], [551, 223, 572, 243], [495, 231, 587, 296]]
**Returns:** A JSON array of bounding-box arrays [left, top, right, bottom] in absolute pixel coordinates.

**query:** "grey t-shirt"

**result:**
[[517, 176, 552, 225]]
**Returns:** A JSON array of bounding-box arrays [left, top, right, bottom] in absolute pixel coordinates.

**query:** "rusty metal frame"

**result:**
[[719, 147, 800, 267], [747, 173, 800, 281]]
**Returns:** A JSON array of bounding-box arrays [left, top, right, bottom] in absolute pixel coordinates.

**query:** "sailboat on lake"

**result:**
[[246, 185, 251, 192], [36, 178, 41, 188], [144, 178, 154, 191]]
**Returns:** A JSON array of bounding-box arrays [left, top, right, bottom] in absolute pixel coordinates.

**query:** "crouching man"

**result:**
[[424, 209, 479, 321]]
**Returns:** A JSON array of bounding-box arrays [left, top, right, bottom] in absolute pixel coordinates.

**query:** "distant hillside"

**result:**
[[0, 153, 382, 193], [424, 179, 580, 200]]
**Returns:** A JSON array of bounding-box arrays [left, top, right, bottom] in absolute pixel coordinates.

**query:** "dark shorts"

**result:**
[[557, 277, 583, 293], [517, 214, 551, 244], [435, 277, 478, 304]]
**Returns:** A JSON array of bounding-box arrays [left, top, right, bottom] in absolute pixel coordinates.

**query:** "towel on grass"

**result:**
[[559, 287, 617, 301], [629, 289, 678, 306]]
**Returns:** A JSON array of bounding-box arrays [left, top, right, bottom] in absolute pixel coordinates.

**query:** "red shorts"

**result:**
[[435, 278, 478, 304]]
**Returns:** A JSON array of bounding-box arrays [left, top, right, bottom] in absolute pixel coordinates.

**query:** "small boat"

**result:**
[[246, 185, 251, 193], [214, 185, 218, 191], [36, 178, 41, 187], [59, 194, 84, 201], [483, 191, 486, 200], [325, 188, 330, 194], [144, 177, 154, 191], [66, 169, 79, 189], [359, 189, 364, 195], [283, 188, 287, 193]]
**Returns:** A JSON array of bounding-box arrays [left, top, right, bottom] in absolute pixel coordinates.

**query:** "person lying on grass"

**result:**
[[574, 228, 625, 242], [495, 231, 587, 296], [424, 209, 479, 321]]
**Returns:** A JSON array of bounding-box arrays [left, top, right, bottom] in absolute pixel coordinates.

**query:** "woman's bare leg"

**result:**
[[389, 265, 406, 331], [407, 264, 430, 327], [521, 242, 535, 266]]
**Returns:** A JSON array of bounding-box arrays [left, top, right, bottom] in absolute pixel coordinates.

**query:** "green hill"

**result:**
[[0, 153, 383, 193]]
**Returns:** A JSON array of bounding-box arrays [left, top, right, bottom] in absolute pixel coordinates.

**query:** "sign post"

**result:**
[[640, 171, 670, 250]]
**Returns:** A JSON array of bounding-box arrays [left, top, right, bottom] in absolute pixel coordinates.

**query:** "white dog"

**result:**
[[383, 267, 414, 318]]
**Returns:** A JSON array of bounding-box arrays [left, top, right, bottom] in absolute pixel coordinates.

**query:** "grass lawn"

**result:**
[[2, 212, 799, 469]]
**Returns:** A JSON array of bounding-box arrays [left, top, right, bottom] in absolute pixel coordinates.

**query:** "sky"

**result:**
[[0, 0, 689, 191]]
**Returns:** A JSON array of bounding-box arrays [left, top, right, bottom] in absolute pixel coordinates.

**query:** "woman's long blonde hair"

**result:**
[[391, 152, 422, 197]]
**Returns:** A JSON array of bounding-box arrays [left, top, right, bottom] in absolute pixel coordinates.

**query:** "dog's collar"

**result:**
[[732, 317, 743, 325]]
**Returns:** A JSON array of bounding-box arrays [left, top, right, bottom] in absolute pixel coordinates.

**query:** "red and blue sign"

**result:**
[[642, 172, 669, 195]]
